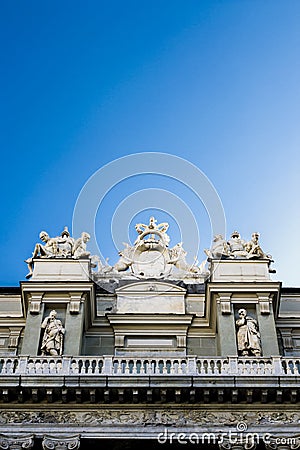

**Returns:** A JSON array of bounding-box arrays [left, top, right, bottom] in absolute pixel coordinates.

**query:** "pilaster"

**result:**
[[216, 295, 237, 355]]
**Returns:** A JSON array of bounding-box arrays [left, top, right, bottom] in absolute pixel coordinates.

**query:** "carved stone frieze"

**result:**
[[1, 409, 300, 427]]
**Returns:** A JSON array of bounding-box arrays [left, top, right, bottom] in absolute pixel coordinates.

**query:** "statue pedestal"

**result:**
[[210, 259, 272, 282], [30, 259, 91, 281]]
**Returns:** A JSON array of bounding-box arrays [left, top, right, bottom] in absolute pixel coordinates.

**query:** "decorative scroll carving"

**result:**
[[42, 435, 80, 450], [0, 434, 34, 450], [236, 309, 262, 356], [40, 310, 65, 356]]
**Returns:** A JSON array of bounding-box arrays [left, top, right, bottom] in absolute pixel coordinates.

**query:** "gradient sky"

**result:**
[[1, 1, 299, 286]]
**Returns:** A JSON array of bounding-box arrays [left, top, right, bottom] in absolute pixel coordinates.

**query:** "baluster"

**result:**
[[124, 360, 130, 374], [27, 360, 34, 375], [250, 360, 256, 374], [132, 358, 142, 375], [266, 361, 272, 375], [140, 359, 145, 374], [4, 360, 11, 374], [163, 360, 168, 374], [87, 359, 92, 374], [99, 358, 104, 374], [70, 360, 79, 374], [257, 361, 263, 375], [221, 359, 228, 375], [117, 360, 122, 374], [296, 359, 300, 375], [237, 361, 243, 375], [170, 360, 175, 374], [35, 360, 42, 374], [56, 360, 62, 374], [94, 359, 100, 375], [199, 360, 205, 375], [211, 359, 216, 375], [42, 360, 50, 374], [286, 359, 293, 375], [49, 360, 57, 374], [151, 360, 156, 374]]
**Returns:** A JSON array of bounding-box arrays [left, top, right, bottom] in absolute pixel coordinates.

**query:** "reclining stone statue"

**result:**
[[25, 227, 96, 278], [205, 230, 272, 262]]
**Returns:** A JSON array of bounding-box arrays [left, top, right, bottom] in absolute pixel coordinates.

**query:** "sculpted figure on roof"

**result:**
[[112, 217, 207, 279], [205, 230, 272, 262], [25, 227, 96, 278]]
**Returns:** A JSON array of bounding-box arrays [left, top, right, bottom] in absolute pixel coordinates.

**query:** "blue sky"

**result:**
[[1, 1, 299, 286]]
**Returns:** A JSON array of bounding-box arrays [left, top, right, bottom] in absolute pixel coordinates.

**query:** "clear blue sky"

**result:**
[[1, 1, 299, 286]]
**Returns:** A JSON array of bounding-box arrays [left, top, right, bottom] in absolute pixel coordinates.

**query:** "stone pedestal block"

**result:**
[[211, 259, 271, 282], [31, 259, 91, 281]]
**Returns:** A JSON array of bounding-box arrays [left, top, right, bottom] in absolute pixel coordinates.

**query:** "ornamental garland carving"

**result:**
[[1, 410, 299, 427]]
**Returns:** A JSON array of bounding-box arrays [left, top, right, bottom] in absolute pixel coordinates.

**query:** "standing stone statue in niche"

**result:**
[[236, 308, 262, 356], [40, 310, 65, 356]]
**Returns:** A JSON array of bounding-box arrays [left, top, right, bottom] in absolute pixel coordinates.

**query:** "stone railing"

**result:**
[[0, 356, 299, 376]]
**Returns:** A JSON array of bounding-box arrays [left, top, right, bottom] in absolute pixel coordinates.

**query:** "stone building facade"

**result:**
[[0, 221, 300, 449]]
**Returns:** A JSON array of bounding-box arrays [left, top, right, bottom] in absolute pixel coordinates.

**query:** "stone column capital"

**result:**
[[219, 436, 257, 450], [0, 434, 34, 450], [42, 435, 80, 450]]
